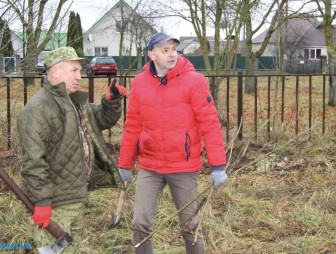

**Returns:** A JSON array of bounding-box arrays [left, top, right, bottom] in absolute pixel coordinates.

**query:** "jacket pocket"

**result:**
[[184, 131, 191, 161]]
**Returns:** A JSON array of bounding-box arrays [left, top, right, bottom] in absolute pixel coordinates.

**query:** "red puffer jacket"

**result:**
[[118, 56, 226, 174]]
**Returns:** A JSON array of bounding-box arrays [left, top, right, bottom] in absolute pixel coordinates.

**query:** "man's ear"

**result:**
[[148, 50, 155, 61], [48, 65, 57, 78], [47, 64, 61, 83]]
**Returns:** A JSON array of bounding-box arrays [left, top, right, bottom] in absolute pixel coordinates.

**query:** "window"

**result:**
[[304, 48, 322, 59], [96, 58, 116, 64], [316, 49, 321, 58], [95, 47, 108, 56], [115, 20, 128, 33]]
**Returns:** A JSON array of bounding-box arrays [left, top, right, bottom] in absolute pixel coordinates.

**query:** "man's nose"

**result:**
[[169, 49, 176, 56], [77, 71, 82, 80]]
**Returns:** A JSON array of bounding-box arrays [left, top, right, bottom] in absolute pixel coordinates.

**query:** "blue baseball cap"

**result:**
[[148, 32, 180, 51]]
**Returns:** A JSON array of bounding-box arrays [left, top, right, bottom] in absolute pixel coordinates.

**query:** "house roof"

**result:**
[[178, 36, 244, 55], [177, 37, 200, 52], [253, 17, 336, 47], [84, 0, 131, 34], [176, 41, 190, 52], [207, 37, 245, 55], [84, 0, 156, 36], [11, 31, 67, 50], [179, 36, 199, 42]]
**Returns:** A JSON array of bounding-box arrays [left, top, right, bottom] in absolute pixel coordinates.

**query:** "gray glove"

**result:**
[[211, 165, 228, 189], [119, 168, 133, 184]]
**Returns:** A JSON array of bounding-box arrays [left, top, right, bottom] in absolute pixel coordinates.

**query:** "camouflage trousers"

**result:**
[[32, 202, 84, 254]]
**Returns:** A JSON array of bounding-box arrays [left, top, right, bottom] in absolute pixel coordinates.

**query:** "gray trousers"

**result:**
[[133, 169, 205, 254]]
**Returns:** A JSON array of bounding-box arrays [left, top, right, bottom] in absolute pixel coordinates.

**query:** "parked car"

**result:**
[[86, 57, 117, 76], [35, 51, 49, 74]]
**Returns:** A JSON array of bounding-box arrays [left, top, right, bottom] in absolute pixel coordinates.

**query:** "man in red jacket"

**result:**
[[118, 32, 228, 254]]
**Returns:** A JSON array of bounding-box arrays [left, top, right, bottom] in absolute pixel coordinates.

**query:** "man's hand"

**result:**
[[31, 206, 52, 229], [106, 79, 127, 100], [211, 166, 228, 189], [118, 168, 133, 184]]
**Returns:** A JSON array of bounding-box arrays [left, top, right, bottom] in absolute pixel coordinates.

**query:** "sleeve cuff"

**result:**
[[212, 165, 225, 171]]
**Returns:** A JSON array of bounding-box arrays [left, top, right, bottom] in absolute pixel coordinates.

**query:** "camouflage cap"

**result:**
[[44, 47, 88, 68]]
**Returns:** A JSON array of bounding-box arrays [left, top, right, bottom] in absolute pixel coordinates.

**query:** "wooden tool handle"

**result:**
[[115, 186, 126, 215], [0, 169, 66, 239]]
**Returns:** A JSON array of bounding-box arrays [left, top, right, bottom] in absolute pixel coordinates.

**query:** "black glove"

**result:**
[[106, 79, 126, 100]]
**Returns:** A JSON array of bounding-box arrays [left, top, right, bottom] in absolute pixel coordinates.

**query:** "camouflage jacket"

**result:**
[[17, 79, 123, 207]]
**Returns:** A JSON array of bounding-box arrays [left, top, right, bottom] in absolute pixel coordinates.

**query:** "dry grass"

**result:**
[[216, 75, 336, 141], [0, 75, 336, 253], [1, 74, 336, 150], [1, 133, 336, 254]]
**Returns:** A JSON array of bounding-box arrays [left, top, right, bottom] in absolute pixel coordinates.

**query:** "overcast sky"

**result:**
[[2, 0, 316, 39], [70, 0, 313, 39], [70, 0, 196, 38]]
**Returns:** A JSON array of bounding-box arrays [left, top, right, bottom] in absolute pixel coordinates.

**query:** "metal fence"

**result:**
[[0, 73, 335, 150]]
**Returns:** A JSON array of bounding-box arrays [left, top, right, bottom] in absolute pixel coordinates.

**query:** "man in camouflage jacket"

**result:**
[[17, 47, 125, 253]]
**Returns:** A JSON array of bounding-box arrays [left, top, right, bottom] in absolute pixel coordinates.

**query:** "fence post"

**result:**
[[6, 77, 11, 150], [254, 76, 258, 139], [24, 77, 28, 105], [0, 55, 4, 72], [107, 76, 112, 143], [88, 77, 94, 103], [237, 71, 243, 139], [322, 75, 326, 134], [281, 75, 285, 124], [226, 76, 230, 141], [295, 76, 299, 135], [267, 76, 271, 140], [123, 76, 127, 125], [309, 75, 312, 139]]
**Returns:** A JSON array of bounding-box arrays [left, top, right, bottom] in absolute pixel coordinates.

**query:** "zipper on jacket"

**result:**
[[136, 139, 140, 154], [184, 131, 191, 161]]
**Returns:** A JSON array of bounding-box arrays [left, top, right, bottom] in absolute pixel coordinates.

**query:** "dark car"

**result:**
[[86, 57, 117, 76], [35, 51, 49, 74]]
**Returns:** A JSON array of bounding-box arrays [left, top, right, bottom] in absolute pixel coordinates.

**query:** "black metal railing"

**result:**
[[0, 73, 334, 150]]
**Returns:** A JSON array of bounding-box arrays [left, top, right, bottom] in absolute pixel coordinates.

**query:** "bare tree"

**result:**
[[0, 18, 14, 56], [158, 1, 286, 101], [97, 0, 159, 79], [157, 0, 243, 106], [243, 0, 288, 93], [115, 0, 158, 77], [1, 0, 73, 79], [313, 0, 336, 106], [126, 5, 158, 73]]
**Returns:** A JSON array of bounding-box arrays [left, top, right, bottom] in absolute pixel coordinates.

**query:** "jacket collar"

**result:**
[[43, 78, 68, 97], [43, 78, 88, 105], [70, 91, 89, 105], [145, 56, 195, 85], [149, 61, 168, 85]]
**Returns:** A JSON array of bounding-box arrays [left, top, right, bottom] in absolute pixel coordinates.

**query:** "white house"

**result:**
[[83, 0, 156, 57], [10, 32, 24, 58]]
